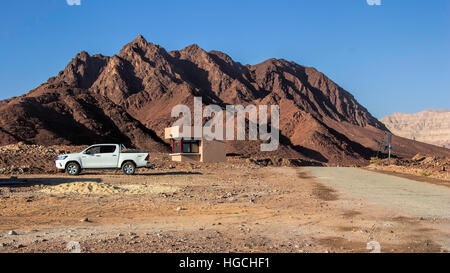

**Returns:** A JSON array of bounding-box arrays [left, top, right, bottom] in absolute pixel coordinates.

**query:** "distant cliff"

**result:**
[[381, 110, 450, 148]]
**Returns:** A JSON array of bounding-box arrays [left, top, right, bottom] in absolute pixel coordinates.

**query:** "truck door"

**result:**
[[99, 145, 119, 168], [81, 145, 102, 168]]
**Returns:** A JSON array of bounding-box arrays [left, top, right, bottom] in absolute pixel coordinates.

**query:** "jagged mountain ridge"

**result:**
[[1, 35, 448, 165]]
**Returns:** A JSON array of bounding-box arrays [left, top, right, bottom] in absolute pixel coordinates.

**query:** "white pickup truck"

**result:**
[[55, 144, 149, 175]]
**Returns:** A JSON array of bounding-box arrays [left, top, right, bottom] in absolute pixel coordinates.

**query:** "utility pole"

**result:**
[[387, 132, 391, 165]]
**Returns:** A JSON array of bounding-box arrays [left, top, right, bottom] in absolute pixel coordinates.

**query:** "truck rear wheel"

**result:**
[[122, 161, 136, 175], [66, 162, 81, 176]]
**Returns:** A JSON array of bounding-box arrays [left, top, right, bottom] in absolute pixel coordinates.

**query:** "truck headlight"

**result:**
[[56, 155, 68, 160]]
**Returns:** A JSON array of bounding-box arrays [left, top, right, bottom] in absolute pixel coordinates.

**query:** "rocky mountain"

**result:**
[[381, 110, 450, 148], [1, 35, 449, 165]]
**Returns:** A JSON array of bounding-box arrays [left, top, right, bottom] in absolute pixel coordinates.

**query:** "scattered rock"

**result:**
[[8, 230, 17, 235], [246, 157, 323, 167]]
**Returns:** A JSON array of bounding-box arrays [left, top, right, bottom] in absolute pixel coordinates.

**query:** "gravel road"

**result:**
[[307, 167, 450, 218]]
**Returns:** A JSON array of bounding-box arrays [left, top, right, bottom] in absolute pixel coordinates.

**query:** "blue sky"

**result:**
[[1, 0, 449, 118]]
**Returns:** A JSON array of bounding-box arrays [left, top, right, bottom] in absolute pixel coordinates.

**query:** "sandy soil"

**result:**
[[0, 164, 448, 253], [368, 155, 450, 182], [367, 168, 450, 189]]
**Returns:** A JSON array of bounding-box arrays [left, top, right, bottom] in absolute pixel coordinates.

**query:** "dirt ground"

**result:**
[[368, 155, 450, 182], [0, 161, 448, 253]]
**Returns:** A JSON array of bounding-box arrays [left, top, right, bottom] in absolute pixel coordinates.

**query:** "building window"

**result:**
[[171, 138, 199, 154], [184, 139, 199, 153], [172, 138, 182, 153], [183, 142, 191, 153]]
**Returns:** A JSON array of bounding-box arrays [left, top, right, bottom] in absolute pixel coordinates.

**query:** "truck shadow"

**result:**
[[77, 170, 203, 176], [135, 171, 202, 176], [0, 171, 202, 187], [0, 177, 102, 187]]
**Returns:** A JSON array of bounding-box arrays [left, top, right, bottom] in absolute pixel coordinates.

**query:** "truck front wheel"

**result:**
[[66, 162, 81, 176], [122, 161, 136, 175]]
